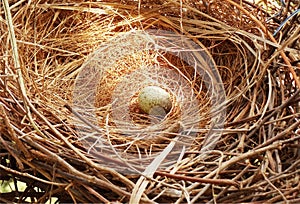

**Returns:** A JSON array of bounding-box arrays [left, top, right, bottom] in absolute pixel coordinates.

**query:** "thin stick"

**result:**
[[155, 171, 239, 187], [226, 0, 300, 89], [3, 0, 43, 136], [0, 163, 66, 187], [0, 105, 31, 160]]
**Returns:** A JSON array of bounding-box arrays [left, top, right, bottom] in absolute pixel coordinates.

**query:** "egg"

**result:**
[[138, 86, 172, 117]]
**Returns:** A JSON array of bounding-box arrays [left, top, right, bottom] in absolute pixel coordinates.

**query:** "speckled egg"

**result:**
[[138, 86, 172, 116]]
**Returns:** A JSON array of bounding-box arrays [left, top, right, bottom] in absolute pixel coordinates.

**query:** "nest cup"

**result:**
[[72, 29, 225, 173]]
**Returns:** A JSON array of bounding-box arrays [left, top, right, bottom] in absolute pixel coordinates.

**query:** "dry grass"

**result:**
[[0, 0, 300, 203]]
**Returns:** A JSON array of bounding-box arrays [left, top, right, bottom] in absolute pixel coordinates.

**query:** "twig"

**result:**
[[82, 184, 110, 203], [155, 171, 239, 187], [262, 172, 288, 203], [3, 0, 43, 137], [0, 163, 66, 187], [226, 0, 300, 89], [0, 104, 31, 160], [0, 134, 24, 170], [268, 182, 300, 203], [25, 136, 132, 198], [188, 141, 284, 194], [254, 119, 300, 150], [248, 89, 300, 138]]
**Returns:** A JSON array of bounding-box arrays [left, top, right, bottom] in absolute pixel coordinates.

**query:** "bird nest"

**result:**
[[1, 0, 300, 203]]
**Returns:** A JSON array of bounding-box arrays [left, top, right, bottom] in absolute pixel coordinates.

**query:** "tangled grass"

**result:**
[[0, 0, 299, 203]]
